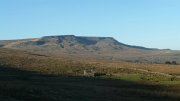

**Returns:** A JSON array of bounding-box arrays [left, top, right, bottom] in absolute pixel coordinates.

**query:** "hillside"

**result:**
[[0, 48, 180, 101], [0, 35, 178, 63]]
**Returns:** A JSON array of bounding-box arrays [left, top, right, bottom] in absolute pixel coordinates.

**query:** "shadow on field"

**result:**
[[0, 66, 179, 101]]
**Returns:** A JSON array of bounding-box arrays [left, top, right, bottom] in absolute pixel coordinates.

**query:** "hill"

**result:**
[[0, 35, 179, 63]]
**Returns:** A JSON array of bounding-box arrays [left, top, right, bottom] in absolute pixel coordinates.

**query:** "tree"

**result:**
[[165, 61, 177, 65], [165, 61, 171, 64], [172, 61, 177, 65]]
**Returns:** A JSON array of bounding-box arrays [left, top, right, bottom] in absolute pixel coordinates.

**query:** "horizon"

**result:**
[[1, 0, 180, 50]]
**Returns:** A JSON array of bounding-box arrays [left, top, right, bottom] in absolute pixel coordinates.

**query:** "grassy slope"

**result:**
[[0, 48, 180, 101]]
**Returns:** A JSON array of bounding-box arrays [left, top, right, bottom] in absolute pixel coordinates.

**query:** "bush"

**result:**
[[94, 72, 106, 77], [165, 61, 177, 65], [165, 61, 171, 64], [172, 61, 177, 65]]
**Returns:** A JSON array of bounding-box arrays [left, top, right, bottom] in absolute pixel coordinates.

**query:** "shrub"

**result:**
[[165, 61, 177, 65], [165, 61, 171, 64], [94, 72, 106, 77], [172, 61, 177, 65]]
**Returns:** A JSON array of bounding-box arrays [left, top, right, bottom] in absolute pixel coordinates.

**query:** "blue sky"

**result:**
[[0, 0, 180, 50]]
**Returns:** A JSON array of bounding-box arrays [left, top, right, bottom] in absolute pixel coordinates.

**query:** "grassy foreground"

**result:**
[[0, 66, 180, 101], [0, 48, 180, 101]]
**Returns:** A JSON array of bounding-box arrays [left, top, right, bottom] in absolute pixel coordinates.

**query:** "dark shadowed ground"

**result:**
[[0, 66, 180, 101]]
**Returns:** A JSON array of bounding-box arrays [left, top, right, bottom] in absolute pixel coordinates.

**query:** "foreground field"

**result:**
[[0, 48, 180, 101], [0, 67, 180, 101]]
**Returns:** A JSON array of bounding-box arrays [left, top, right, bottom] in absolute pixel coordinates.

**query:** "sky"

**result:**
[[0, 0, 180, 50]]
